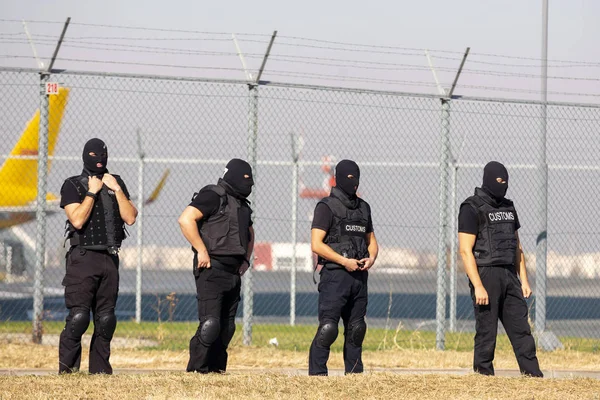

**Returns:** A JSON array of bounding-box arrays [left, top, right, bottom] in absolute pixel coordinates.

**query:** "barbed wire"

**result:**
[[1, 20, 598, 65], [431, 54, 600, 69], [2, 54, 599, 98], [276, 34, 600, 67], [0, 18, 63, 24], [0, 54, 246, 73], [0, 19, 272, 37], [1, 20, 599, 101], [0, 38, 247, 58], [3, 38, 599, 84]]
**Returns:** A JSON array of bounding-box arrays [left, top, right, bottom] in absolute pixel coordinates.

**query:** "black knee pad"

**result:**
[[347, 320, 367, 347], [317, 322, 338, 348], [199, 317, 221, 346], [96, 313, 117, 341], [69, 310, 90, 338], [220, 319, 236, 348]]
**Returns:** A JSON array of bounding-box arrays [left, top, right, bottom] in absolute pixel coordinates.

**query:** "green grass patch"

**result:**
[[2, 320, 600, 353]]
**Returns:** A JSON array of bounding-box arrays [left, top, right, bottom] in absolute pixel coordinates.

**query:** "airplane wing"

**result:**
[[0, 201, 61, 230]]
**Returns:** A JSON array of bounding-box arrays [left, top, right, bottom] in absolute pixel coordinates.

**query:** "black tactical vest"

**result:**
[[462, 187, 518, 266], [318, 187, 370, 268], [65, 174, 126, 251], [195, 183, 252, 257]]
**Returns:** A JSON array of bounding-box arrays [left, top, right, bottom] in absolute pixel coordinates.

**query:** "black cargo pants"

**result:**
[[469, 264, 543, 377], [309, 267, 368, 376], [59, 247, 119, 374], [187, 258, 241, 374]]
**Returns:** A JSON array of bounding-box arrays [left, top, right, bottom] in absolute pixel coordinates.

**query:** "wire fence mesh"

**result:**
[[0, 67, 599, 352]]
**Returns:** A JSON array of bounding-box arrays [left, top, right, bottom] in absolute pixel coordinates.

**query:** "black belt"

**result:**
[[478, 264, 515, 268], [210, 259, 240, 274], [323, 262, 344, 270], [70, 236, 119, 254]]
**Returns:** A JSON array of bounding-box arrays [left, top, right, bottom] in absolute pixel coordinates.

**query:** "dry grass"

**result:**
[[3, 337, 600, 399], [1, 373, 600, 400], [2, 341, 600, 372]]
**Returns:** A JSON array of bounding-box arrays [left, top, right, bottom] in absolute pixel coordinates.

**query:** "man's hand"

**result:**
[[196, 250, 211, 269], [358, 257, 375, 271], [88, 176, 103, 194], [522, 282, 533, 299], [342, 258, 362, 272], [474, 285, 489, 305], [102, 173, 122, 192], [239, 259, 251, 276]]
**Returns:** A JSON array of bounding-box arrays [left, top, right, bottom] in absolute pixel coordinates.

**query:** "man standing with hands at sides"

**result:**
[[308, 159, 378, 376], [59, 138, 137, 374], [458, 161, 543, 377], [178, 159, 254, 374]]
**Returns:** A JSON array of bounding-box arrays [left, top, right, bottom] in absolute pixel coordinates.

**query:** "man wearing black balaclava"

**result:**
[[179, 158, 254, 373], [59, 138, 137, 374], [458, 161, 542, 377], [82, 138, 109, 177], [308, 159, 379, 376]]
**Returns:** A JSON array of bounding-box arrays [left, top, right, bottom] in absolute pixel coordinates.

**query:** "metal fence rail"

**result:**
[[0, 67, 599, 352]]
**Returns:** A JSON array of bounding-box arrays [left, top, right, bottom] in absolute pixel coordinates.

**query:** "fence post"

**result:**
[[435, 98, 451, 350], [290, 133, 300, 326], [535, 107, 549, 336], [449, 163, 458, 332], [243, 83, 259, 345], [535, 0, 549, 336], [135, 129, 145, 324], [32, 71, 50, 344]]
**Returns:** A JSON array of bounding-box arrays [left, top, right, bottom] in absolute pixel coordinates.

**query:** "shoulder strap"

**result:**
[[66, 175, 88, 200], [501, 198, 514, 207], [358, 199, 370, 216], [319, 196, 346, 218], [463, 195, 485, 210], [194, 184, 228, 211], [462, 195, 487, 229]]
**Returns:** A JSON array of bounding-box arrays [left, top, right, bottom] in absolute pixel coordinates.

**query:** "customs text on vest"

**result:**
[[194, 184, 252, 256], [318, 187, 370, 268], [65, 175, 126, 253], [462, 187, 518, 266]]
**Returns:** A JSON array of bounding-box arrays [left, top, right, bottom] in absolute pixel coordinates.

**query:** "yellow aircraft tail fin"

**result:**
[[144, 169, 170, 205], [0, 87, 69, 207]]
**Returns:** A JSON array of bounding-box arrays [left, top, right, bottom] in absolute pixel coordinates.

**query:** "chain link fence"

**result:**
[[1, 67, 599, 352]]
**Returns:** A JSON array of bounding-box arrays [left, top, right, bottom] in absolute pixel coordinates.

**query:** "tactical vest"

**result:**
[[195, 184, 251, 257], [65, 175, 126, 251], [318, 188, 370, 268], [462, 188, 518, 266]]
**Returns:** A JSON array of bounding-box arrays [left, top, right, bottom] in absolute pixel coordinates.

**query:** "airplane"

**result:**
[[0, 87, 69, 230], [0, 88, 169, 231]]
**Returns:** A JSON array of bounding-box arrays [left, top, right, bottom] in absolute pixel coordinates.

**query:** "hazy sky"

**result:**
[[1, 0, 599, 103]]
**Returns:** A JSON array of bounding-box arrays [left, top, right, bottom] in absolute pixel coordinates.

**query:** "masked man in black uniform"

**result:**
[[59, 138, 137, 374], [308, 159, 379, 376], [178, 158, 255, 373], [458, 161, 543, 377]]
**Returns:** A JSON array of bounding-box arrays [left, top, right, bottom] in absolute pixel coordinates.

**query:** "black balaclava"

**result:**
[[222, 158, 254, 198], [335, 159, 360, 197], [82, 138, 108, 176], [482, 161, 509, 200]]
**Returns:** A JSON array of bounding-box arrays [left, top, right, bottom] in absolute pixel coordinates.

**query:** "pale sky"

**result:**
[[1, 0, 599, 103]]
